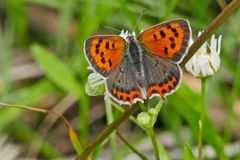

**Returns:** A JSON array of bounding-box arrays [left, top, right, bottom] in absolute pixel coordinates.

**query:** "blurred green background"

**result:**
[[0, 0, 239, 159]]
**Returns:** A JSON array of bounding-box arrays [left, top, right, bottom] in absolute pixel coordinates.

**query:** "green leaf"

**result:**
[[31, 44, 80, 96], [184, 144, 196, 160]]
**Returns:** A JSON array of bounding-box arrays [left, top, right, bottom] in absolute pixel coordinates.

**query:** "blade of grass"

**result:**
[[105, 98, 118, 160], [0, 11, 14, 95], [31, 44, 80, 96], [56, 0, 75, 57], [6, 0, 28, 45], [184, 144, 196, 160], [116, 131, 148, 160]]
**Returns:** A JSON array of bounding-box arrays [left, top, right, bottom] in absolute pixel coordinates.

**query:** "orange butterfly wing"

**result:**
[[138, 19, 191, 62], [84, 36, 126, 77]]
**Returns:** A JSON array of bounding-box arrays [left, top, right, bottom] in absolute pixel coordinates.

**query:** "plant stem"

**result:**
[[77, 1, 240, 158], [147, 129, 160, 160], [180, 0, 240, 67], [77, 104, 139, 159], [105, 98, 118, 160], [198, 78, 206, 160], [116, 131, 148, 160]]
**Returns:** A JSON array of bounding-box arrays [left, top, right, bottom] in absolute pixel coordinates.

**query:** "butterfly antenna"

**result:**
[[100, 25, 122, 33], [134, 9, 146, 30]]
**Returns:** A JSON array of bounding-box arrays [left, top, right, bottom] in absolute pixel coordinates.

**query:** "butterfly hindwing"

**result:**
[[84, 35, 126, 77], [138, 19, 191, 62], [142, 53, 181, 99], [106, 57, 145, 105]]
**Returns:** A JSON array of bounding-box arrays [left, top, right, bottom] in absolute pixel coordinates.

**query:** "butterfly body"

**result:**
[[84, 19, 191, 105], [126, 35, 146, 88]]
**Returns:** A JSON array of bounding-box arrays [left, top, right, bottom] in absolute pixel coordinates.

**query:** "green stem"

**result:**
[[147, 129, 160, 160], [105, 98, 118, 160], [116, 131, 148, 160], [198, 78, 206, 160], [147, 99, 163, 160]]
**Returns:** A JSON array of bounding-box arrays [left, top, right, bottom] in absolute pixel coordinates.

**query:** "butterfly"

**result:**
[[84, 19, 191, 105]]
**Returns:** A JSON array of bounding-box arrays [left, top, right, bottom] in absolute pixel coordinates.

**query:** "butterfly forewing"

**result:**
[[84, 35, 126, 77], [138, 19, 191, 62]]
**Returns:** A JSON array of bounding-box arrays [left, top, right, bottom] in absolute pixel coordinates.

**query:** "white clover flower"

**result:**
[[185, 31, 222, 78]]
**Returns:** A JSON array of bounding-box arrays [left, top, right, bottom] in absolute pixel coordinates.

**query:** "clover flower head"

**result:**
[[185, 31, 222, 78], [137, 108, 158, 129]]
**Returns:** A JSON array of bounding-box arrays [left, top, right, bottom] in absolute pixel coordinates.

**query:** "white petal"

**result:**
[[217, 35, 222, 55], [197, 31, 203, 37], [200, 42, 207, 55]]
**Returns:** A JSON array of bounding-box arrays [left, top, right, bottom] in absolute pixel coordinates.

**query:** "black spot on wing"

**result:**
[[171, 43, 176, 49], [174, 32, 179, 37], [100, 51, 104, 57], [164, 47, 168, 55], [108, 59, 112, 67], [96, 43, 100, 49], [101, 58, 106, 64], [169, 37, 175, 42], [159, 30, 166, 38], [95, 49, 99, 54], [167, 25, 172, 29], [105, 42, 109, 49], [153, 34, 157, 40]]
